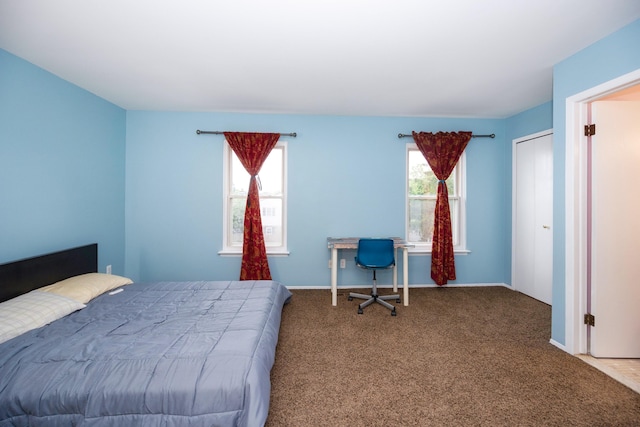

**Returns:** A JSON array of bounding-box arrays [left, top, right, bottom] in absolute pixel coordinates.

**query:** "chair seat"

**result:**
[[349, 238, 399, 316]]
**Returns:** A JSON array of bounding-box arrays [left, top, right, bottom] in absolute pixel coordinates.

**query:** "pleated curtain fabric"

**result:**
[[412, 131, 472, 285], [224, 132, 280, 280]]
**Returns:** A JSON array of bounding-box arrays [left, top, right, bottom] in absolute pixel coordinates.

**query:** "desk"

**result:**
[[327, 237, 413, 307]]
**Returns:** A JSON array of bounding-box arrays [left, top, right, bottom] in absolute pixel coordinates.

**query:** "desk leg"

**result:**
[[403, 248, 409, 306], [331, 248, 338, 306], [392, 248, 398, 293]]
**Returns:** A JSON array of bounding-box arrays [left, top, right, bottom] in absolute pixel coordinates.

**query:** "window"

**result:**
[[222, 141, 288, 255], [406, 144, 466, 252]]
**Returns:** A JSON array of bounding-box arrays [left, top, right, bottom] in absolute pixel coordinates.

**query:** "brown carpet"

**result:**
[[266, 287, 640, 426]]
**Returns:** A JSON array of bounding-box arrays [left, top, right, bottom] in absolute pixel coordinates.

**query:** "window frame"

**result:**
[[405, 143, 468, 254], [220, 140, 289, 256]]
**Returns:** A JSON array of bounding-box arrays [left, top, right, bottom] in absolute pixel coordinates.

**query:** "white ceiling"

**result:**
[[1, 1, 639, 118]]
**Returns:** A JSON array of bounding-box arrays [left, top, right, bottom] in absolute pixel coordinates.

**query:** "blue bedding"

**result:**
[[0, 280, 291, 426]]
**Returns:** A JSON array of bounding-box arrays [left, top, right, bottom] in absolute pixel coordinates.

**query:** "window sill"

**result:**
[[218, 249, 290, 257], [408, 248, 471, 255]]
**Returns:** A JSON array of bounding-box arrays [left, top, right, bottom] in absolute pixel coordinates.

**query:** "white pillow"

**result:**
[[0, 290, 85, 344], [39, 273, 133, 304]]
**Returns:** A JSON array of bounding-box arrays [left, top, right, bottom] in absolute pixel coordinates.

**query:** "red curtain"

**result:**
[[224, 132, 280, 280], [412, 131, 472, 286]]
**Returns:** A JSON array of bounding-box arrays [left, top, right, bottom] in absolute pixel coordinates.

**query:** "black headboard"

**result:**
[[0, 244, 98, 303]]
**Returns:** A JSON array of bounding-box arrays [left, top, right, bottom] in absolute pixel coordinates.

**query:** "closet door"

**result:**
[[513, 131, 553, 304]]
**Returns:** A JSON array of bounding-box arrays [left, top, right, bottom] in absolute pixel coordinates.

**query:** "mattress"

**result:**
[[0, 280, 291, 426]]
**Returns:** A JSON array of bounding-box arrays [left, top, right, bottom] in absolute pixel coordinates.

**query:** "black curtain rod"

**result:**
[[196, 130, 297, 137], [397, 133, 495, 139]]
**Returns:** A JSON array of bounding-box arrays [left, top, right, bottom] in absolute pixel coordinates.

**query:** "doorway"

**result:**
[[565, 69, 640, 388], [565, 69, 640, 356]]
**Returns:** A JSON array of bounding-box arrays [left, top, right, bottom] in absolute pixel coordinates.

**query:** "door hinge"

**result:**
[[584, 313, 595, 327], [584, 124, 596, 136]]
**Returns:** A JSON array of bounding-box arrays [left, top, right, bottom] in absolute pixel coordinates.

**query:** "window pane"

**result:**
[[231, 148, 283, 196], [230, 197, 245, 245], [408, 151, 438, 196], [258, 148, 283, 195], [231, 156, 249, 196], [261, 198, 283, 246], [229, 197, 283, 247], [449, 199, 459, 245], [408, 198, 436, 243], [408, 150, 455, 195], [408, 198, 460, 245]]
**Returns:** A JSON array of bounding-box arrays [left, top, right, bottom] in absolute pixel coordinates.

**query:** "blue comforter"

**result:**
[[0, 280, 291, 426]]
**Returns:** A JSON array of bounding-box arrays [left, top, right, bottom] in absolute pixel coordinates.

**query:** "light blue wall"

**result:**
[[0, 49, 126, 274], [0, 46, 512, 289], [551, 19, 640, 344], [506, 102, 553, 141], [125, 111, 508, 287]]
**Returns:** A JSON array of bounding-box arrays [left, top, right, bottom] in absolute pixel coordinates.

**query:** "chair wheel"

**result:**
[[396, 298, 401, 303], [358, 308, 363, 314], [391, 309, 397, 316], [348, 296, 353, 301]]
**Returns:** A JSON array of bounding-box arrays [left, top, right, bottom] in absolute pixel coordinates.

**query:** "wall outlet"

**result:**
[[106, 265, 112, 275], [340, 259, 346, 269]]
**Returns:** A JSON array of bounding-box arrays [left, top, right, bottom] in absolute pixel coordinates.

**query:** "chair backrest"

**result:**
[[355, 238, 395, 269]]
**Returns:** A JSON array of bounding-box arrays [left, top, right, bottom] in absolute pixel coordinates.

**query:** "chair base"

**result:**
[[348, 291, 400, 316]]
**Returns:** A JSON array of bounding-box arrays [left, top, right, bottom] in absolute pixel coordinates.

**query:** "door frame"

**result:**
[[564, 68, 640, 355], [511, 129, 553, 300]]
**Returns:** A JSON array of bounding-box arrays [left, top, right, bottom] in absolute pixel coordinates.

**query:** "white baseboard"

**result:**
[[549, 339, 568, 353], [287, 283, 511, 290], [402, 282, 512, 289]]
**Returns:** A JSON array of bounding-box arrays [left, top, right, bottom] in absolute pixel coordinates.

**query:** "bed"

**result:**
[[0, 244, 292, 426]]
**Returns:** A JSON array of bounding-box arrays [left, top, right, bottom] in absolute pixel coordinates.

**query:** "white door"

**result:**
[[513, 132, 553, 305], [590, 100, 640, 358]]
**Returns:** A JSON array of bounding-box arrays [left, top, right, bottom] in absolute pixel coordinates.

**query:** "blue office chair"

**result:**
[[348, 238, 400, 316]]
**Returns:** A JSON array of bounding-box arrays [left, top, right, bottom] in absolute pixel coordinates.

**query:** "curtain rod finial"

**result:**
[[196, 129, 201, 135]]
